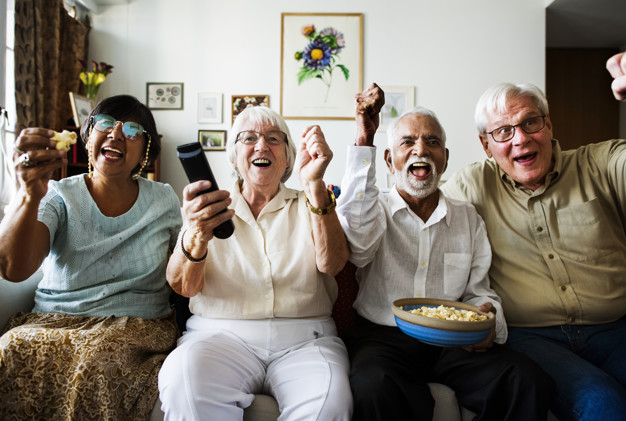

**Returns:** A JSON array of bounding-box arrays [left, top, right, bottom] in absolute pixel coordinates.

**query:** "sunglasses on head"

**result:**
[[92, 114, 147, 141]]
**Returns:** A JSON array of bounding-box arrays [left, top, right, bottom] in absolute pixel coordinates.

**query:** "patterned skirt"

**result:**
[[0, 311, 179, 421]]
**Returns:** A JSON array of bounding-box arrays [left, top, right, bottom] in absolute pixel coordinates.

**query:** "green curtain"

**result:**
[[14, 0, 89, 131]]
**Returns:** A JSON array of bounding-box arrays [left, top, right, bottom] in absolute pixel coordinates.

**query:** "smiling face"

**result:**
[[479, 95, 554, 190], [385, 113, 449, 201], [235, 122, 289, 195], [89, 119, 146, 180]]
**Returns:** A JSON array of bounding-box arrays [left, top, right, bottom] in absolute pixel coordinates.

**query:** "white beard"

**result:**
[[393, 156, 440, 199]]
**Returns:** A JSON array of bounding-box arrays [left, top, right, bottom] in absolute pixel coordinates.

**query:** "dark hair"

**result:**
[[80, 95, 160, 167]]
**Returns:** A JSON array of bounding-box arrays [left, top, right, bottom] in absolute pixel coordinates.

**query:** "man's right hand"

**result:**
[[355, 83, 385, 146]]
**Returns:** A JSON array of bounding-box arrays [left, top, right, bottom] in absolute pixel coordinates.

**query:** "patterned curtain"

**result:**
[[14, 0, 90, 131]]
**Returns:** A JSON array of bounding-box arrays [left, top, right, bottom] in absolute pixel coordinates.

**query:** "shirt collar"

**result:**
[[388, 186, 449, 228], [231, 181, 298, 224]]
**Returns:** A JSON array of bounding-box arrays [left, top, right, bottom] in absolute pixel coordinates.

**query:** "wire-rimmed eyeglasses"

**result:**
[[235, 130, 287, 146]]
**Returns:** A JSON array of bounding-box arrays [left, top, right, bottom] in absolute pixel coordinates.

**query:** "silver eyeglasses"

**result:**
[[487, 115, 546, 143], [236, 130, 287, 146]]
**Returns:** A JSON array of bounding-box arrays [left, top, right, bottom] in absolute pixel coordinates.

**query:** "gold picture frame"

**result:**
[[68, 92, 93, 127], [198, 130, 226, 151], [231, 95, 269, 123]]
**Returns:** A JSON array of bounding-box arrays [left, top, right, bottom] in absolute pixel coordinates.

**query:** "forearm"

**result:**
[[166, 229, 207, 297], [336, 145, 385, 266], [0, 190, 49, 281], [311, 212, 350, 276], [303, 180, 349, 275]]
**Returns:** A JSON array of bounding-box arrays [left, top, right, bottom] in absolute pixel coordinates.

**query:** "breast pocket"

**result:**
[[443, 253, 472, 299], [555, 198, 618, 261]]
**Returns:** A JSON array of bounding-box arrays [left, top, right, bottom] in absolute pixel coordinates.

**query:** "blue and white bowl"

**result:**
[[392, 298, 495, 347]]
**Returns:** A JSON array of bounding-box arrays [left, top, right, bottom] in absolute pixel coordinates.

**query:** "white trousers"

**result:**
[[158, 316, 353, 421]]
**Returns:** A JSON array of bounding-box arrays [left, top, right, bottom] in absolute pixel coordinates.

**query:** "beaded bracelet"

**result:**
[[180, 229, 208, 263], [305, 188, 337, 215]]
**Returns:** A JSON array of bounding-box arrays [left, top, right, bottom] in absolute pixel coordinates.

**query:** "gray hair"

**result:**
[[475, 82, 549, 134], [226, 106, 297, 183], [387, 106, 447, 149]]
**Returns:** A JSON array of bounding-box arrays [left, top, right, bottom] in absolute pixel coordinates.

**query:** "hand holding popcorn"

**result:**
[[52, 130, 77, 151]]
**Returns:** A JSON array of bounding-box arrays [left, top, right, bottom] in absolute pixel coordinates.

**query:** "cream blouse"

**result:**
[[189, 182, 338, 320]]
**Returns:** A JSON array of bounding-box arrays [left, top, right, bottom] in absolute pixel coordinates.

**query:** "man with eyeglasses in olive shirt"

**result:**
[[441, 52, 626, 421]]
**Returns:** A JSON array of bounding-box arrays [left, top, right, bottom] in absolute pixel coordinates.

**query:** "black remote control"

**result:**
[[176, 142, 235, 239]]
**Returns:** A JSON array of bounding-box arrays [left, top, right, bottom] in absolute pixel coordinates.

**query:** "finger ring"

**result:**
[[19, 153, 34, 167]]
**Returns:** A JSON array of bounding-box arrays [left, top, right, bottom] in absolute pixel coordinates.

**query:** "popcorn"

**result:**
[[52, 130, 78, 151], [403, 304, 487, 322]]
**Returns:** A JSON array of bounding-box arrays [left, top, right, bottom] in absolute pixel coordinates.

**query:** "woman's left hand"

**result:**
[[296, 125, 332, 187]]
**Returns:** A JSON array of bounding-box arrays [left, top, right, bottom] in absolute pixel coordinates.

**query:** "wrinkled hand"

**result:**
[[181, 180, 234, 248], [14, 128, 67, 202], [296, 125, 332, 187], [607, 52, 626, 101], [462, 302, 496, 352], [355, 83, 385, 146]]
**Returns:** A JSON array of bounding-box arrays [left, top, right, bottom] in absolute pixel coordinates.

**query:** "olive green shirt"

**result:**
[[441, 139, 626, 327]]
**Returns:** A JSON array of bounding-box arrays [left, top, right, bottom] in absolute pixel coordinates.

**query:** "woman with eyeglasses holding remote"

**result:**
[[0, 95, 182, 419], [159, 106, 353, 420]]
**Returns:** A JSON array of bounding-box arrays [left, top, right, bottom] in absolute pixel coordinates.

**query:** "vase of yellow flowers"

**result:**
[[79, 60, 114, 102]]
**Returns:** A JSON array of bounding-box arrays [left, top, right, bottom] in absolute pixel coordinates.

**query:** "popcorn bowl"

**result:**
[[392, 298, 495, 347]]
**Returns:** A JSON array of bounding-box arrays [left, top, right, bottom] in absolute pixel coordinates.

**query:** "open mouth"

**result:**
[[252, 158, 271, 167], [102, 146, 123, 160], [409, 162, 431, 178], [513, 152, 537, 165]]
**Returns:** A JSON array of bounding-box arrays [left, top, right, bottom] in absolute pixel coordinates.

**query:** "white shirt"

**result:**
[[189, 182, 338, 320], [336, 146, 507, 343]]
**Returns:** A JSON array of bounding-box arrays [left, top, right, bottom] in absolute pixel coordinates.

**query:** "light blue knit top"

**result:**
[[33, 175, 182, 319]]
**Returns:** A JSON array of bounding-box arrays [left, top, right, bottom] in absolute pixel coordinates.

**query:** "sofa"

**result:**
[[0, 265, 557, 420]]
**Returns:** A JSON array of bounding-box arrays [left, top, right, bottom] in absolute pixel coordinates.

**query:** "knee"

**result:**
[[563, 377, 626, 420], [350, 363, 411, 404]]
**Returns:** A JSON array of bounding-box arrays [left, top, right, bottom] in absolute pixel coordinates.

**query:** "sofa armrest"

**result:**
[[0, 270, 42, 330]]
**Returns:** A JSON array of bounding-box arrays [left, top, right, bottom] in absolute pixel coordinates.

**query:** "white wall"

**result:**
[[89, 0, 546, 201]]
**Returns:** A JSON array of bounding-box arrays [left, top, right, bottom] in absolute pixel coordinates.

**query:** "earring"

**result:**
[[133, 133, 152, 180], [87, 126, 94, 178]]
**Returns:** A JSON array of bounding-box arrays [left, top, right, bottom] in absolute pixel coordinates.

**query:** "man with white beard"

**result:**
[[335, 83, 554, 421]]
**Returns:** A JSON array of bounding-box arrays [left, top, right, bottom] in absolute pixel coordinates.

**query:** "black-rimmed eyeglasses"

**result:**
[[487, 115, 546, 143]]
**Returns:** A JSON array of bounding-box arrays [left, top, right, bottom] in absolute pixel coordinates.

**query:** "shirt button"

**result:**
[[420, 261, 426, 266], [537, 227, 543, 232], [363, 158, 370, 164], [548, 254, 555, 259], [357, 193, 364, 199], [561, 285, 567, 291]]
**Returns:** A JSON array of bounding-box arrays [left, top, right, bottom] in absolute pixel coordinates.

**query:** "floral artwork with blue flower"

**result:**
[[294, 24, 350, 101]]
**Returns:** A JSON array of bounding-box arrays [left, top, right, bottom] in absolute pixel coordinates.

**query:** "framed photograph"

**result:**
[[198, 130, 226, 151], [198, 92, 223, 124], [378, 86, 416, 132], [68, 92, 93, 127], [146, 82, 184, 110], [231, 95, 269, 123], [280, 13, 363, 120]]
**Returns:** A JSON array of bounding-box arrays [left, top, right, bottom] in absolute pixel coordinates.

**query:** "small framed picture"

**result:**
[[231, 95, 269, 123], [378, 85, 415, 132], [68, 92, 93, 127], [146, 82, 184, 110], [198, 92, 223, 123], [198, 130, 226, 151]]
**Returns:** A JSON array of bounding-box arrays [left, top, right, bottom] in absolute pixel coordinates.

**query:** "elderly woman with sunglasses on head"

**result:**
[[158, 106, 352, 420], [0, 95, 182, 419]]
